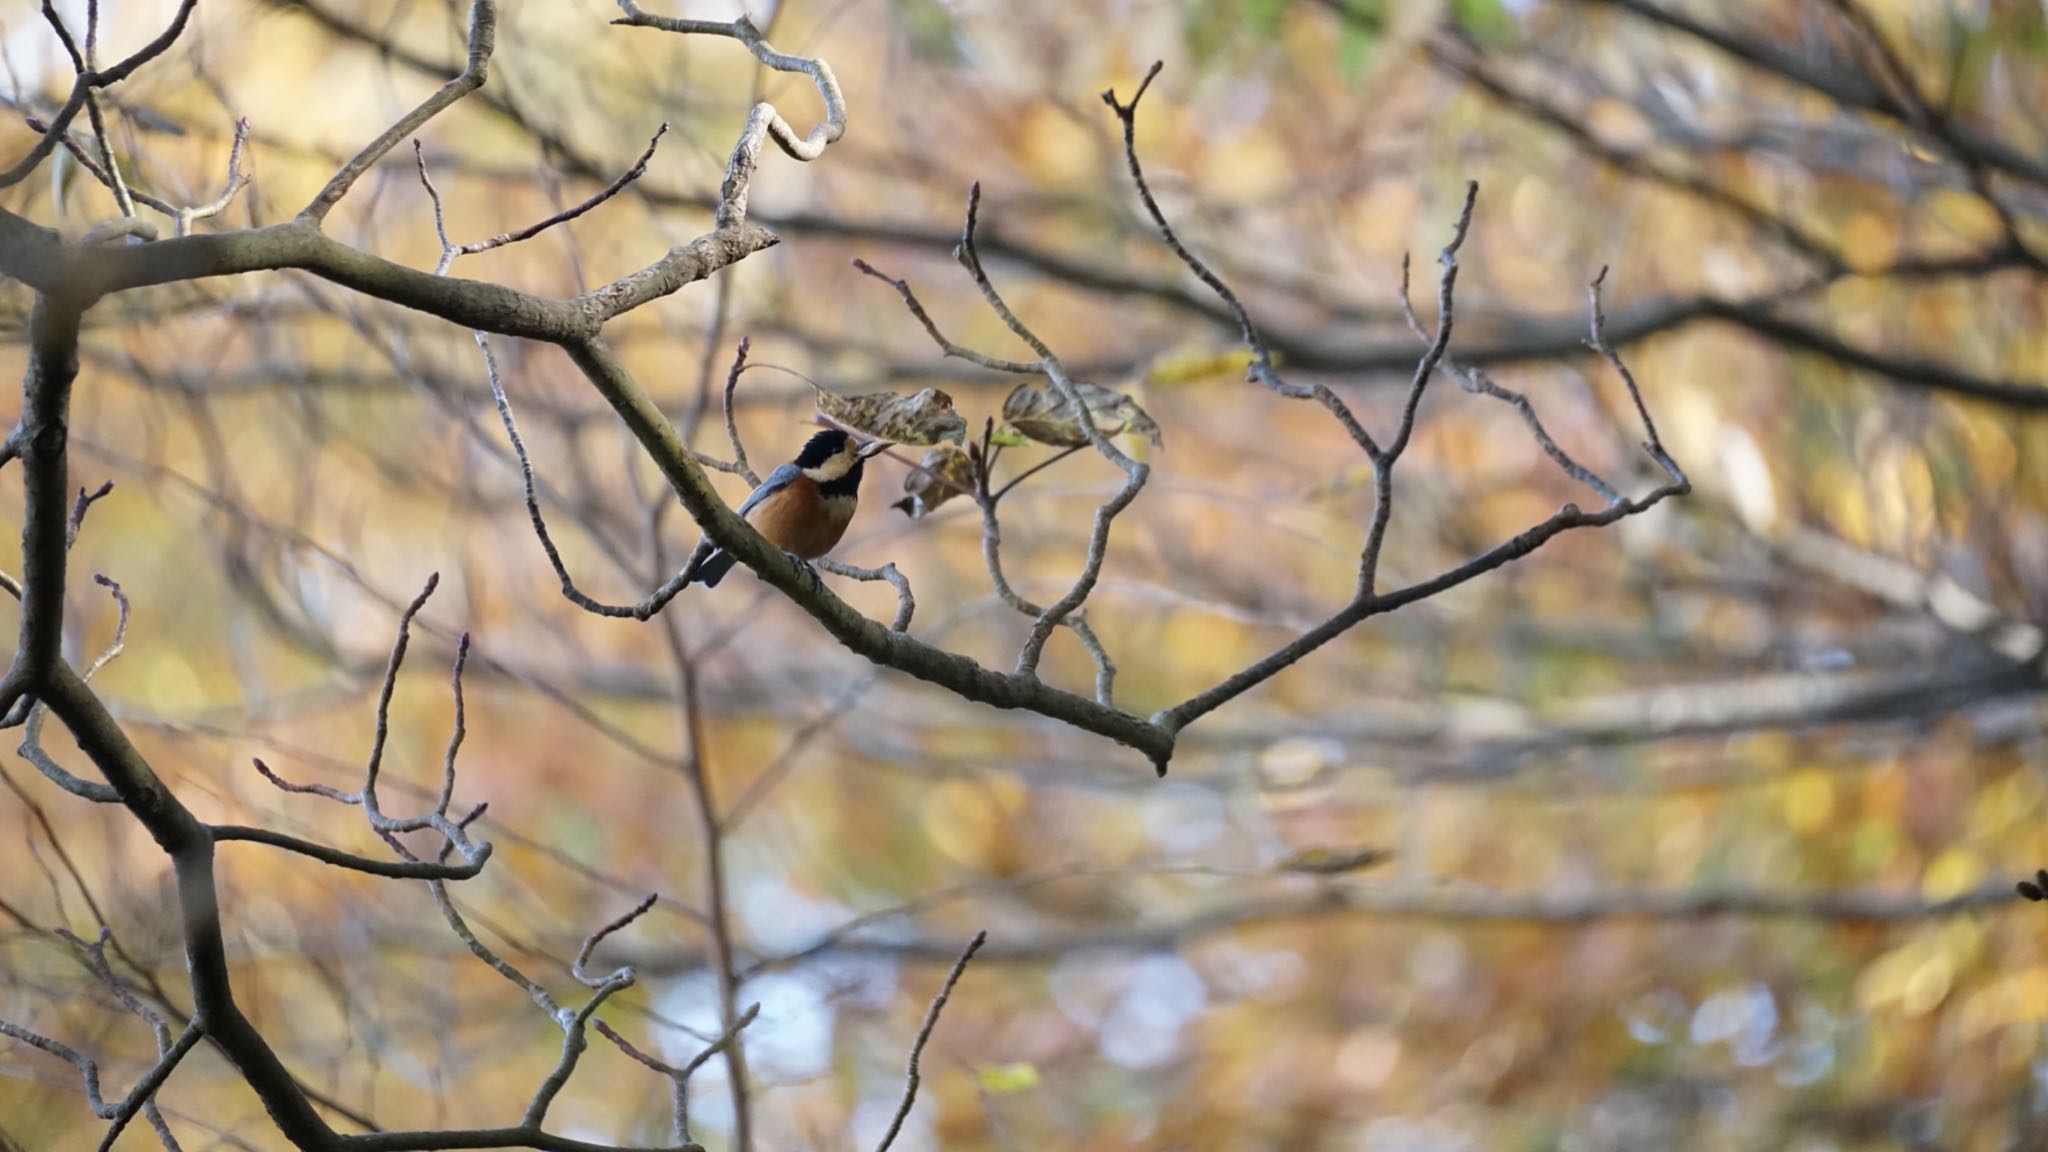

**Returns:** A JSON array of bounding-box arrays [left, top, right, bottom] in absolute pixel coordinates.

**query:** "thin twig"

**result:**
[[1394, 256, 1621, 503], [874, 930, 987, 1152], [816, 558, 916, 632], [954, 183, 1148, 678], [1103, 62, 1383, 457], [990, 445, 1084, 504], [252, 575, 491, 869], [44, 1, 134, 219], [22, 112, 248, 236], [16, 574, 126, 800], [1588, 267, 1685, 487], [65, 480, 112, 549], [523, 957, 636, 1128], [973, 490, 1116, 704], [302, 0, 497, 223], [1357, 182, 1479, 595], [54, 925, 200, 1151], [573, 893, 658, 987], [851, 259, 1042, 374], [480, 333, 704, 618], [413, 134, 709, 618], [1153, 261, 1689, 736], [210, 825, 486, 879], [722, 336, 759, 486], [594, 1003, 761, 1146], [0, 0, 198, 189], [174, 116, 250, 236], [612, 1, 845, 227], [418, 122, 668, 275]]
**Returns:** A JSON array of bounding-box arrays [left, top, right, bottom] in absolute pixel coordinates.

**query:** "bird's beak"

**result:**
[[857, 439, 893, 460]]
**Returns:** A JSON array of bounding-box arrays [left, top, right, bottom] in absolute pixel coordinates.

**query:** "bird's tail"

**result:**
[[691, 549, 738, 588]]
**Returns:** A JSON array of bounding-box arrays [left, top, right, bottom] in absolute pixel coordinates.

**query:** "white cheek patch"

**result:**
[[807, 452, 856, 482]]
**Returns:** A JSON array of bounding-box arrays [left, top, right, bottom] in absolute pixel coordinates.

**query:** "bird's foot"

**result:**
[[783, 550, 822, 591]]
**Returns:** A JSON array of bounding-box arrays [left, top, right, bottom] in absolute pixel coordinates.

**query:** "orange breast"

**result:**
[[746, 478, 855, 559]]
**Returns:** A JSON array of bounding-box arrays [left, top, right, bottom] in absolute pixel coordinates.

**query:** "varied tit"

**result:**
[[690, 428, 891, 588]]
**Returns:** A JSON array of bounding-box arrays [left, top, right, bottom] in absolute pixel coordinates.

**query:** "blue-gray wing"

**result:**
[[735, 463, 803, 519]]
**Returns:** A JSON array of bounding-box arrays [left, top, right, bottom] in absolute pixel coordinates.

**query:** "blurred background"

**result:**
[[1, 0, 2046, 1148]]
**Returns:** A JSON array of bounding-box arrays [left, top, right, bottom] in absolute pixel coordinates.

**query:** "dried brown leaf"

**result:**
[[892, 442, 976, 519], [814, 386, 967, 445], [1001, 382, 1162, 449], [1275, 846, 1393, 876]]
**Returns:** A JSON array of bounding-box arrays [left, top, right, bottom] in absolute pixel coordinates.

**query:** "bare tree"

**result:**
[[8, 0, 2034, 1149]]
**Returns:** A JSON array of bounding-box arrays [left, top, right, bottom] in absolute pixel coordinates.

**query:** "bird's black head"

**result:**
[[794, 429, 852, 469]]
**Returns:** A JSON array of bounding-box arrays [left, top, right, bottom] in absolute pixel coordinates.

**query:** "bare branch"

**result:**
[[60, 207, 780, 342], [1458, 362, 1621, 504], [0, 973, 201, 1152], [816, 558, 916, 632], [65, 480, 113, 549], [595, 1003, 761, 1147], [1397, 263, 1621, 503], [953, 183, 1148, 678], [173, 116, 251, 237], [419, 122, 669, 275], [41, 1, 133, 219], [211, 825, 486, 880], [413, 129, 716, 620], [481, 334, 705, 619], [612, 2, 845, 227], [973, 484, 1115, 705], [0, 0, 196, 189], [13, 569, 126, 800], [1154, 264, 1688, 736], [1427, 37, 1844, 272], [989, 445, 1083, 504], [573, 893, 658, 987], [251, 757, 357, 804], [522, 979, 628, 1129], [1357, 182, 1478, 595], [302, 0, 497, 223], [1818, 0, 2031, 260], [1588, 267, 1686, 488], [25, 116, 175, 217], [1102, 62, 1383, 457], [851, 258, 1042, 374], [19, 704, 117, 801], [0, 1019, 110, 1114], [429, 876, 562, 1017], [729, 879, 2029, 973], [252, 576, 492, 871], [361, 575, 438, 823], [564, 326, 1174, 767], [95, 1020, 201, 1152], [19, 106, 241, 235], [523, 896, 660, 1130], [873, 930, 987, 1152], [721, 336, 759, 485]]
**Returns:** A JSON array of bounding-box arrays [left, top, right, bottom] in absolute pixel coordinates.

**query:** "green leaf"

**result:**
[[895, 0, 963, 64], [1243, 0, 1289, 38], [1333, 1, 1383, 79], [977, 1062, 1042, 1094], [1451, 0, 1514, 44], [1181, 0, 1228, 65]]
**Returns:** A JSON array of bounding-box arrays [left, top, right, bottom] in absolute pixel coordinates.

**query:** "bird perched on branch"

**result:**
[[690, 428, 890, 588]]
